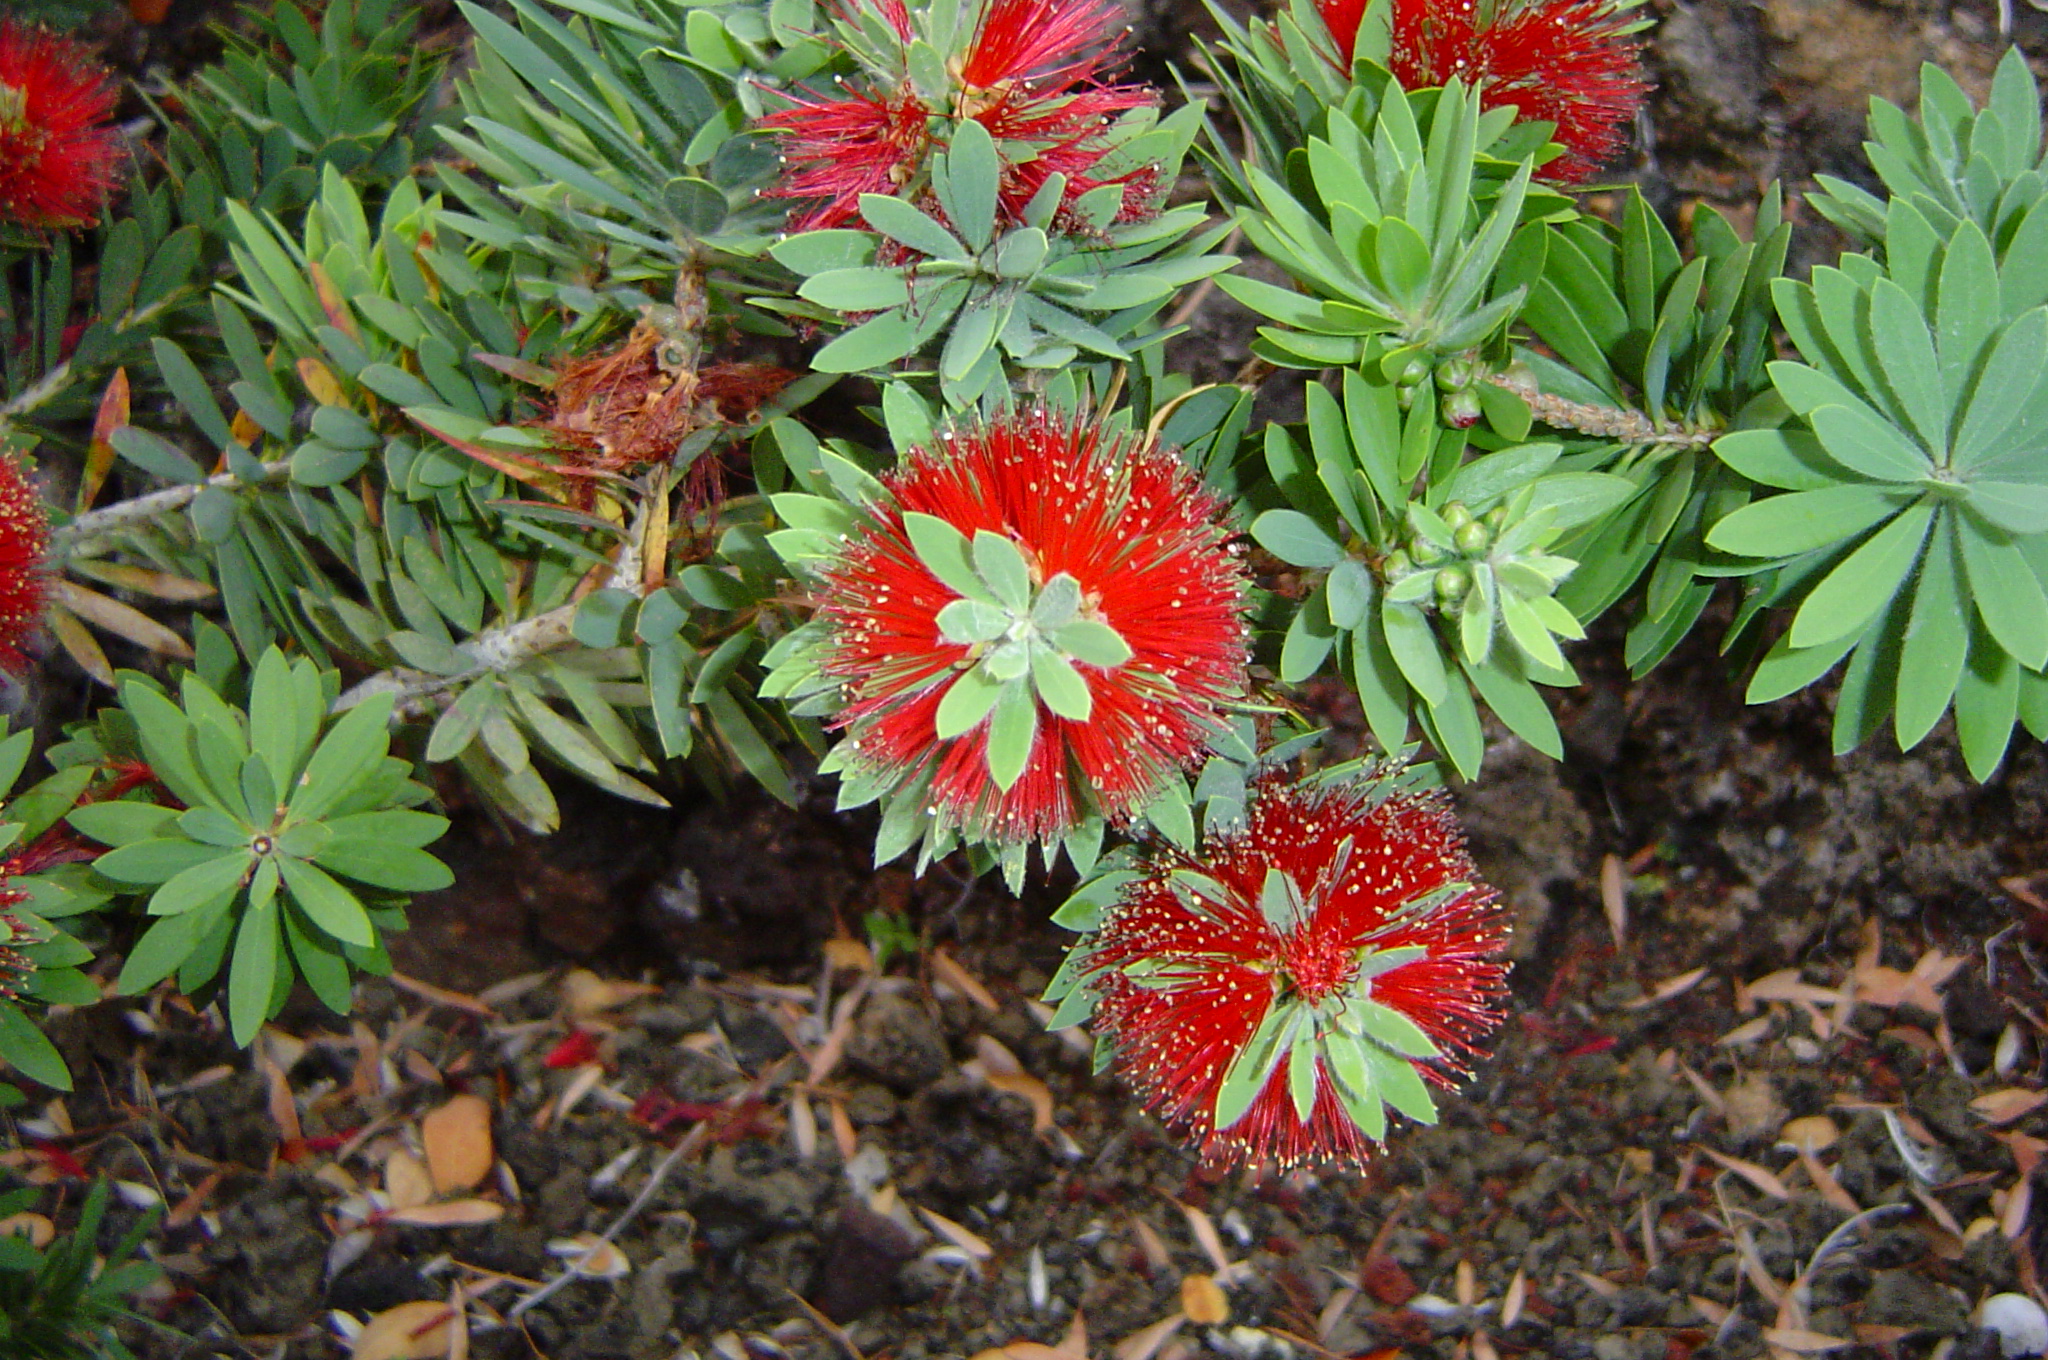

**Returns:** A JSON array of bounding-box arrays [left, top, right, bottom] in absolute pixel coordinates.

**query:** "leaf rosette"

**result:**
[[72, 649, 451, 1045]]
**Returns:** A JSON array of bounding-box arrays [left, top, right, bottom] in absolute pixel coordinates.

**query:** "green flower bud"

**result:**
[[1396, 382, 1419, 411], [1483, 504, 1510, 532], [1442, 501, 1475, 533], [1410, 538, 1446, 567], [1383, 548, 1414, 580], [1441, 389, 1482, 429], [1397, 356, 1431, 387], [1455, 521, 1491, 556], [1435, 565, 1470, 603]]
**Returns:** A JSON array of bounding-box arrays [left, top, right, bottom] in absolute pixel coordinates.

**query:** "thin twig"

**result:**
[[1488, 372, 1719, 449], [51, 461, 295, 561], [503, 1123, 705, 1321], [332, 518, 645, 718], [0, 291, 192, 424]]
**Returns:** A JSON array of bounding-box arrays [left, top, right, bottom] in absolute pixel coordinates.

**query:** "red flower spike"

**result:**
[[0, 20, 124, 230], [1083, 772, 1510, 1169], [814, 409, 1249, 848], [761, 0, 1158, 236], [960, 0, 1128, 92], [0, 455, 48, 677], [1319, 0, 1648, 183]]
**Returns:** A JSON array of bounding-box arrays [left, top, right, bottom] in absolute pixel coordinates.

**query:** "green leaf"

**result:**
[[1787, 503, 1933, 649], [0, 1003, 70, 1090], [148, 853, 252, 917], [1049, 619, 1132, 668], [314, 839, 454, 893], [935, 666, 1005, 739], [288, 693, 395, 822], [1706, 485, 1913, 557], [813, 309, 924, 372], [1894, 513, 1967, 748], [903, 512, 989, 601], [1251, 509, 1345, 569], [228, 900, 280, 1046], [1281, 587, 1338, 682], [936, 598, 1012, 644], [1712, 428, 1843, 491], [1288, 1034, 1320, 1123], [95, 838, 230, 886], [1213, 993, 1290, 1130], [1030, 649, 1093, 721], [1323, 1034, 1388, 1142], [798, 267, 911, 312], [985, 681, 1037, 791], [1352, 999, 1440, 1059], [1955, 631, 2020, 780], [1807, 403, 1934, 485], [769, 229, 876, 274], [1382, 604, 1448, 706], [117, 901, 218, 994], [1326, 560, 1373, 630], [859, 194, 968, 261], [944, 117, 1000, 251], [1958, 521, 2048, 669], [1259, 867, 1307, 934], [972, 531, 1033, 612], [68, 802, 179, 848], [1865, 278, 1947, 455], [1964, 481, 2048, 536], [277, 856, 376, 948], [1362, 1043, 1438, 1124]]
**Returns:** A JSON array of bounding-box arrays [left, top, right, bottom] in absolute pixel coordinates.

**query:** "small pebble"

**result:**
[[1976, 1293, 2048, 1358]]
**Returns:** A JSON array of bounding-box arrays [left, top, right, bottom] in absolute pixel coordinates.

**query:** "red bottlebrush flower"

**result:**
[[1319, 0, 1648, 183], [761, 0, 1158, 236], [0, 455, 48, 676], [959, 0, 1128, 92], [1081, 772, 1510, 1168], [0, 20, 124, 230], [760, 82, 936, 236], [812, 408, 1248, 847]]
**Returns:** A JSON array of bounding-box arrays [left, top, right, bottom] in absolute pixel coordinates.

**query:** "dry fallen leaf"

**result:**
[[384, 1150, 434, 1212], [1796, 1145, 1862, 1216], [1780, 1116, 1840, 1152], [1699, 1146, 1793, 1199], [1759, 1328, 1852, 1352], [422, 1095, 494, 1195], [1180, 1273, 1228, 1325], [561, 969, 657, 1019], [968, 1309, 1089, 1360], [1718, 1016, 1774, 1047], [920, 1207, 993, 1259], [0, 1212, 53, 1247], [1742, 970, 1845, 1009], [1973, 1088, 2048, 1126], [822, 938, 873, 973], [351, 1300, 462, 1360], [385, 1200, 505, 1228], [1624, 966, 1710, 1009], [1132, 1216, 1173, 1273], [1500, 1268, 1527, 1327], [1600, 853, 1627, 948], [1114, 1312, 1185, 1360], [982, 1071, 1055, 1134], [1177, 1199, 1232, 1274], [547, 1232, 632, 1279], [931, 949, 1000, 1012], [1852, 948, 1962, 1013]]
